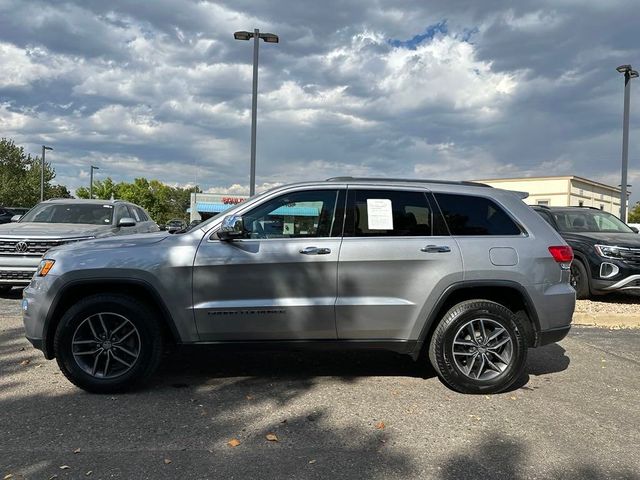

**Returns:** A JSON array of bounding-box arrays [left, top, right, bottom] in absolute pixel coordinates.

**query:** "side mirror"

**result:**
[[118, 217, 137, 228], [217, 215, 245, 240], [631, 226, 639, 233], [10, 215, 21, 222]]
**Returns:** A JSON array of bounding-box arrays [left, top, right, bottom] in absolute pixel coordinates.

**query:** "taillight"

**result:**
[[548, 245, 573, 263]]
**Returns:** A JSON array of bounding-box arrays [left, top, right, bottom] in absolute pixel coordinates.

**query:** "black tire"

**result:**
[[570, 260, 590, 300], [54, 294, 163, 393], [428, 300, 528, 394]]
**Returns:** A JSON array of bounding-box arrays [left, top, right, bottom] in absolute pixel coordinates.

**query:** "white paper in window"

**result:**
[[366, 199, 393, 230]]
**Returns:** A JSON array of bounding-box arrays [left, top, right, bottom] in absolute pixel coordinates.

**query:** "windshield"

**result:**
[[553, 210, 633, 233], [20, 203, 114, 225], [195, 188, 279, 230]]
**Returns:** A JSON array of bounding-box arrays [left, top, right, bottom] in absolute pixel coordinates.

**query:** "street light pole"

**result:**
[[617, 64, 639, 221], [41, 145, 53, 202], [234, 29, 279, 196], [250, 29, 259, 198], [89, 165, 99, 199]]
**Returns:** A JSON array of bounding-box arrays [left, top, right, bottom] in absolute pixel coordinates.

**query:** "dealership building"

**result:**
[[475, 176, 626, 219]]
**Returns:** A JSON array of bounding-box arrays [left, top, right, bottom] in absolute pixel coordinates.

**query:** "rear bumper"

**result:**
[[537, 325, 571, 346], [26, 335, 45, 352]]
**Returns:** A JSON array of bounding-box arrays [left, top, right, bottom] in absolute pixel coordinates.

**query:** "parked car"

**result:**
[[532, 205, 640, 299], [187, 219, 202, 231], [166, 219, 187, 233], [0, 207, 16, 225], [0, 199, 159, 292], [22, 178, 575, 394]]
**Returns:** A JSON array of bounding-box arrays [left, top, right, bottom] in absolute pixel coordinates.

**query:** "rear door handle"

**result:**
[[421, 245, 451, 253], [300, 246, 332, 255]]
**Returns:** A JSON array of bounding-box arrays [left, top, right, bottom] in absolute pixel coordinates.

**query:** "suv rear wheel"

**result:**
[[428, 300, 527, 394], [54, 294, 163, 393]]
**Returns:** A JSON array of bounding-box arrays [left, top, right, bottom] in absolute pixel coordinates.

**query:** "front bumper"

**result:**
[[592, 274, 640, 292], [22, 274, 60, 358]]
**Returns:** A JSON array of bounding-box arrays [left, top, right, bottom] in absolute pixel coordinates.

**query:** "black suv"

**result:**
[[533, 206, 640, 298]]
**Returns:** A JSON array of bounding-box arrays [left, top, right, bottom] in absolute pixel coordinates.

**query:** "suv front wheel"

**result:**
[[54, 294, 164, 393], [428, 300, 527, 394]]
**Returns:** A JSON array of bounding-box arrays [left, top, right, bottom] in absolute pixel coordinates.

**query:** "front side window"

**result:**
[[128, 205, 141, 222], [434, 193, 521, 236], [242, 189, 341, 239], [346, 189, 434, 237]]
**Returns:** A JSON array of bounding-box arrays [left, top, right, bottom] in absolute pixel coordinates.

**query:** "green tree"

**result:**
[[76, 176, 200, 224], [628, 201, 640, 223], [0, 138, 59, 207]]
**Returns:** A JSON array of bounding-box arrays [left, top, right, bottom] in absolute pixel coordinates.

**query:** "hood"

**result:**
[[0, 222, 112, 238], [54, 231, 169, 251], [562, 231, 640, 248]]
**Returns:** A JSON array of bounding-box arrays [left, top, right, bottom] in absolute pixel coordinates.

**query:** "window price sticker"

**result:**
[[366, 199, 393, 230]]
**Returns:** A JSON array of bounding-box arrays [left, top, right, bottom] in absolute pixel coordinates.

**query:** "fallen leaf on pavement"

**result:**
[[246, 395, 254, 400], [20, 360, 30, 366], [4, 474, 14, 480], [85, 472, 93, 476], [265, 433, 279, 442], [227, 438, 241, 447], [59, 466, 70, 470], [163, 459, 172, 465], [375, 421, 385, 430], [74, 448, 81, 454], [308, 459, 317, 464]]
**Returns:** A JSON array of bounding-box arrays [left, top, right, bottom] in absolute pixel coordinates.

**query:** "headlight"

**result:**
[[36, 259, 55, 277], [594, 244, 628, 259]]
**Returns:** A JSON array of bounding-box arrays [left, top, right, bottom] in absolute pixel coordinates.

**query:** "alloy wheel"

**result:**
[[451, 318, 514, 381], [71, 312, 141, 379]]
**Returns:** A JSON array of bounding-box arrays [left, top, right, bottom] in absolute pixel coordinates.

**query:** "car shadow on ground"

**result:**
[[2, 326, 636, 479], [150, 340, 571, 394]]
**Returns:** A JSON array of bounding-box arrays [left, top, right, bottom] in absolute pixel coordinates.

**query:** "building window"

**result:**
[[600, 193, 604, 200], [536, 200, 550, 206], [578, 201, 584, 207], [600, 204, 604, 210], [579, 189, 584, 196]]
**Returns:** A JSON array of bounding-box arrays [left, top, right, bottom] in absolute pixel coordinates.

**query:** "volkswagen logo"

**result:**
[[15, 241, 28, 253]]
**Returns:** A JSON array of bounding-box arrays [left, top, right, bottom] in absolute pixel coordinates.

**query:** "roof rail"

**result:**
[[325, 176, 492, 188], [540, 205, 602, 210]]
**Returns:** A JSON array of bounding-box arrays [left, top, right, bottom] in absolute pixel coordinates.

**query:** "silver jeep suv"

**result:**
[[22, 178, 576, 394]]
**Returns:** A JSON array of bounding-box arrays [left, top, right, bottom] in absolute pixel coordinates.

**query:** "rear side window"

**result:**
[[434, 193, 521, 236], [347, 189, 433, 237]]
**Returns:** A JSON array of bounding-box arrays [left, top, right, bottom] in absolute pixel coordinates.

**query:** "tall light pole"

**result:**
[[234, 29, 279, 196], [41, 145, 53, 202], [89, 165, 99, 199], [616, 64, 639, 221]]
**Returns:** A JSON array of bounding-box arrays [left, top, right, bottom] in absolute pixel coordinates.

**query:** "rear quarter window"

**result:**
[[434, 193, 521, 236]]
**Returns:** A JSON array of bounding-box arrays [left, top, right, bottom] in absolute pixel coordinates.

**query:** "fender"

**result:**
[[413, 280, 541, 358], [42, 277, 181, 359]]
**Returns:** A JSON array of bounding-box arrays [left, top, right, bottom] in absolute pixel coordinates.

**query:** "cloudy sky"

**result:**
[[1, 0, 639, 199]]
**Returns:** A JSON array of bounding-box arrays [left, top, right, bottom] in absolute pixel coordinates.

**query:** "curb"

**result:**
[[573, 312, 640, 329]]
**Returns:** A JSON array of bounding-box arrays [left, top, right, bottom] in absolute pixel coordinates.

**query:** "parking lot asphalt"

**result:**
[[1, 291, 639, 480]]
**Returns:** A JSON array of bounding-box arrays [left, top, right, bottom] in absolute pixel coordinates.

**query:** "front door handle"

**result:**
[[421, 245, 451, 253], [300, 246, 331, 255]]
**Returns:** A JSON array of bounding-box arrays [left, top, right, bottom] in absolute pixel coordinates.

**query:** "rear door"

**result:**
[[336, 187, 463, 340]]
